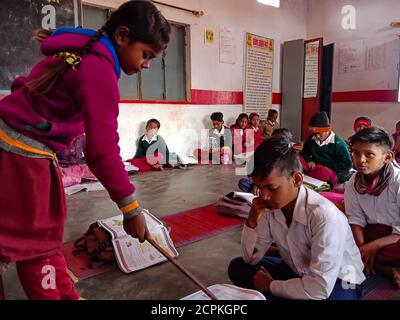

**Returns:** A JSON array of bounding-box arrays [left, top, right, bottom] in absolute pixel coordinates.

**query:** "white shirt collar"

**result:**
[[312, 131, 335, 147], [142, 134, 158, 143], [211, 126, 225, 136]]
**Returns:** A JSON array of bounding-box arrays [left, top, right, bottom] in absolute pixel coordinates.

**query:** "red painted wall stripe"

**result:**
[[332, 90, 398, 103], [121, 89, 282, 105], [191, 89, 243, 105], [1, 90, 398, 105]]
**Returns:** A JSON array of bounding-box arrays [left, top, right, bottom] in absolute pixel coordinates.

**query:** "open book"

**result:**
[[64, 182, 106, 195], [124, 163, 139, 174], [233, 152, 254, 165], [181, 284, 266, 300], [177, 154, 198, 165], [231, 191, 256, 205], [98, 210, 178, 273], [303, 175, 331, 192]]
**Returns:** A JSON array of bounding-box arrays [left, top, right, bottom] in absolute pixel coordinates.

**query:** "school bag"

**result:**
[[73, 222, 116, 267], [216, 192, 254, 219]]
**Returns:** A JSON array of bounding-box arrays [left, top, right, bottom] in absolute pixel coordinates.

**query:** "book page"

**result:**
[[181, 284, 266, 300], [113, 227, 178, 273], [98, 210, 164, 239], [64, 184, 88, 195], [233, 192, 256, 205], [303, 175, 327, 188], [64, 182, 105, 195], [177, 155, 198, 165]]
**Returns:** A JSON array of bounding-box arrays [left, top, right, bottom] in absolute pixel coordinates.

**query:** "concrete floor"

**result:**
[[4, 164, 400, 300], [3, 165, 245, 300]]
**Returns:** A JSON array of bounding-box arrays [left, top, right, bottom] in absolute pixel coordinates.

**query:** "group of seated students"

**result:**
[[196, 109, 280, 163], [57, 108, 399, 299], [228, 127, 400, 300]]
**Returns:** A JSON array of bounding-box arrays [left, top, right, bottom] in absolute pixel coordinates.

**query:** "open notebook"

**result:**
[[98, 210, 178, 273], [181, 284, 266, 300], [177, 154, 198, 165], [231, 191, 256, 205], [64, 182, 105, 195], [303, 175, 331, 192]]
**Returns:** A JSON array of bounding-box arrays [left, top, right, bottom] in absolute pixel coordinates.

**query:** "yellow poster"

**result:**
[[205, 28, 214, 45], [244, 32, 274, 119]]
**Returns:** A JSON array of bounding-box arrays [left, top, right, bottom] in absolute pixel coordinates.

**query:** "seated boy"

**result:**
[[127, 119, 170, 171], [228, 136, 365, 300], [199, 112, 232, 164], [348, 116, 373, 153], [345, 127, 400, 287], [300, 111, 352, 186], [354, 116, 373, 133], [238, 128, 293, 195], [262, 109, 279, 140]]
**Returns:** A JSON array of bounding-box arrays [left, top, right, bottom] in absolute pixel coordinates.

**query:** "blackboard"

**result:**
[[0, 0, 81, 91]]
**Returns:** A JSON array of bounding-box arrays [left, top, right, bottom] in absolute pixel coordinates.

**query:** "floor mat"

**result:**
[[63, 204, 243, 281], [361, 275, 400, 300]]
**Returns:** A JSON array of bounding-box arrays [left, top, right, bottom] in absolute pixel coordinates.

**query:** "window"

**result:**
[[257, 0, 280, 8], [82, 4, 188, 101]]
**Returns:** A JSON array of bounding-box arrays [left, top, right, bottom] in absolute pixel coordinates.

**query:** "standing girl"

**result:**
[[0, 1, 170, 299]]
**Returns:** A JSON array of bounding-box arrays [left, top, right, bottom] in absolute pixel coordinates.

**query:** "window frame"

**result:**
[[81, 3, 191, 103]]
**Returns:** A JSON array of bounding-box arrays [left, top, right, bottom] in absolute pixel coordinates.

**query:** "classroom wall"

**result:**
[[307, 0, 400, 140], [83, 0, 308, 159]]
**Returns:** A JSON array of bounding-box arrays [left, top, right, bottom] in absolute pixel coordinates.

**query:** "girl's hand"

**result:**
[[253, 266, 273, 292], [307, 161, 316, 171], [123, 211, 152, 243]]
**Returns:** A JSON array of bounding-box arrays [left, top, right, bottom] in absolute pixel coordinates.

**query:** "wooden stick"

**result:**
[[152, 1, 204, 17], [147, 238, 218, 300]]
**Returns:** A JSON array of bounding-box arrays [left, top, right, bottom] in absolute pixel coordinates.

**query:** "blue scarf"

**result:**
[[52, 27, 121, 77]]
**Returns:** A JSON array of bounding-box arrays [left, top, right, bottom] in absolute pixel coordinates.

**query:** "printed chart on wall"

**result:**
[[219, 26, 236, 64], [303, 40, 320, 98], [244, 33, 274, 119], [335, 38, 400, 92], [0, 0, 81, 92]]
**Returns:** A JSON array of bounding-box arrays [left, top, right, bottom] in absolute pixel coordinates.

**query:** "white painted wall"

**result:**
[[307, 0, 400, 140], [83, 0, 308, 158]]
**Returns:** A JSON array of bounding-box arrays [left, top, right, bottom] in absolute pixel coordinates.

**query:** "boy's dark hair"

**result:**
[[268, 109, 278, 117], [146, 118, 161, 129], [250, 135, 302, 179], [27, 1, 170, 94], [249, 113, 259, 120], [349, 127, 393, 151], [272, 128, 293, 140], [210, 112, 224, 122]]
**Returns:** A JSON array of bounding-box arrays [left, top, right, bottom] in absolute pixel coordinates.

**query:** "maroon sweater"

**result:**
[[0, 28, 135, 203]]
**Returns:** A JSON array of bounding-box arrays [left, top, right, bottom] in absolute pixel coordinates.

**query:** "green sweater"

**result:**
[[301, 133, 352, 182], [134, 135, 170, 164]]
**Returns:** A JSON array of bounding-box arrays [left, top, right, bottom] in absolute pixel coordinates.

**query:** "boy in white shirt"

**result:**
[[345, 127, 400, 287], [228, 136, 365, 300]]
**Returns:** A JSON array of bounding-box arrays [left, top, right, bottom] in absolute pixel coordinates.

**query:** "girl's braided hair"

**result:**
[[27, 1, 170, 94]]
